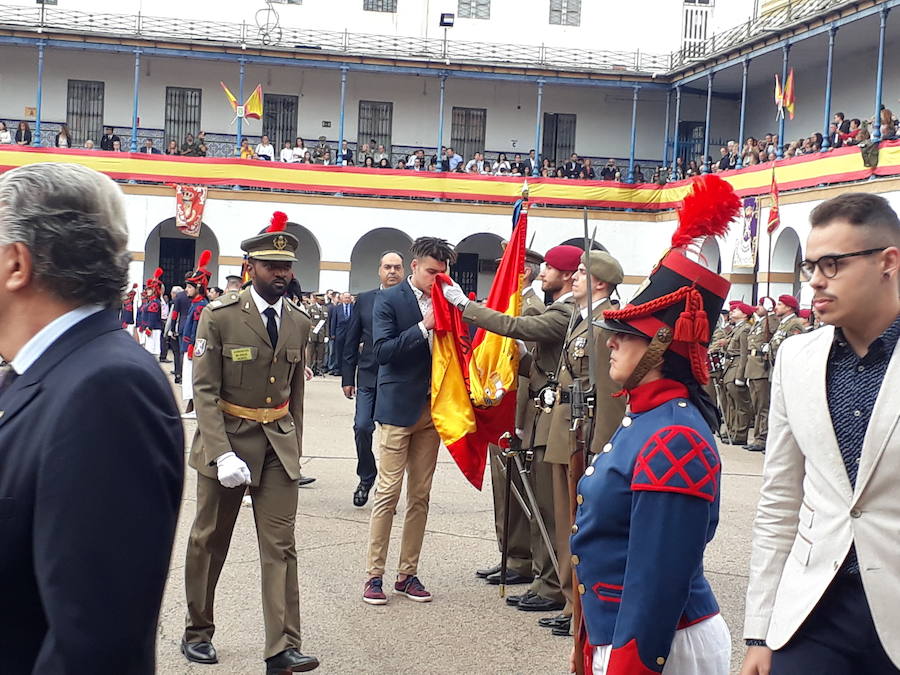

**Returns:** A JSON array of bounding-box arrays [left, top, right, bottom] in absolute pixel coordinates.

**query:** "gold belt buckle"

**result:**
[[260, 407, 274, 424]]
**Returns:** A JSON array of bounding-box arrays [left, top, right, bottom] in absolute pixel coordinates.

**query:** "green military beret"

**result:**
[[583, 250, 624, 286]]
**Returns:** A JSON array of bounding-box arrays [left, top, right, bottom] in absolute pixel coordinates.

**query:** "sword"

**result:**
[[491, 452, 533, 521]]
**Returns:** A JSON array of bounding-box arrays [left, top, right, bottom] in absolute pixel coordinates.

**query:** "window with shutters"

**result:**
[[541, 113, 577, 167], [450, 107, 486, 166], [458, 0, 490, 19], [357, 100, 393, 159], [164, 87, 202, 149], [66, 80, 104, 147], [549, 0, 581, 26], [363, 0, 396, 11], [262, 93, 299, 153]]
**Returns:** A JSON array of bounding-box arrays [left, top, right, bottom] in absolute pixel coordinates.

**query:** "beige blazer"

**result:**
[[744, 325, 900, 666]]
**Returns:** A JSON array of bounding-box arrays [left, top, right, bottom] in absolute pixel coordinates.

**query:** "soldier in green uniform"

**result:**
[[479, 249, 545, 586], [306, 293, 328, 375], [707, 312, 733, 438], [744, 299, 780, 452], [542, 250, 627, 636], [181, 218, 319, 674], [442, 244, 582, 614], [766, 294, 807, 361], [722, 301, 754, 445]]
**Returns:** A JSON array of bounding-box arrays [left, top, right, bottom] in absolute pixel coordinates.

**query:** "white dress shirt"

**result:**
[[10, 304, 104, 375], [408, 276, 432, 349], [250, 285, 283, 331]]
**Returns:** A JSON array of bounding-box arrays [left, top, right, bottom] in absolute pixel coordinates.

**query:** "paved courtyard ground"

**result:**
[[156, 373, 763, 674]]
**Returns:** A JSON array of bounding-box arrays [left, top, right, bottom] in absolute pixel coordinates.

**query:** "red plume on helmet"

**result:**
[[267, 211, 288, 233], [145, 267, 164, 296], [186, 249, 213, 293], [671, 174, 741, 249]]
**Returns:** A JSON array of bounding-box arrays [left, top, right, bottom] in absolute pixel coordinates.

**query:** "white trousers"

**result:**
[[181, 357, 193, 400], [592, 614, 731, 675], [144, 329, 161, 356]]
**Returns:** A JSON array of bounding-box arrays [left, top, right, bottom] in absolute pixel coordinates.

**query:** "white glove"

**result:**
[[761, 343, 770, 354], [215, 451, 251, 488], [442, 278, 469, 308], [515, 428, 524, 440], [324, 337, 329, 343], [515, 339, 527, 358], [735, 379, 746, 387]]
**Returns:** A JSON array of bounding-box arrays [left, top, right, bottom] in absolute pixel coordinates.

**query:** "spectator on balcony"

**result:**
[[255, 135, 275, 161], [280, 141, 295, 162], [554, 166, 565, 179], [362, 156, 376, 168], [600, 158, 618, 181], [239, 138, 254, 159], [338, 140, 354, 166], [373, 144, 389, 164], [411, 157, 426, 172], [302, 150, 313, 164], [111, 140, 123, 153], [313, 136, 332, 163], [446, 147, 463, 172], [562, 153, 581, 179], [84, 139, 96, 150], [521, 149, 536, 176], [196, 131, 209, 157], [686, 159, 700, 177], [378, 158, 391, 169], [632, 163, 645, 183], [842, 118, 862, 145], [165, 140, 179, 156], [429, 162, 439, 172], [99, 126, 119, 151], [715, 146, 729, 172], [492, 152, 511, 175], [140, 138, 161, 155], [322, 150, 333, 165], [54, 124, 72, 149], [540, 158, 554, 175], [465, 152, 486, 174], [0, 122, 10, 144], [181, 134, 202, 157], [509, 153, 524, 175], [879, 106, 897, 140], [834, 111, 851, 134], [580, 157, 595, 180], [359, 142, 371, 159], [292, 137, 307, 162], [767, 151, 777, 162], [395, 159, 407, 170], [15, 121, 32, 147], [828, 122, 843, 149]]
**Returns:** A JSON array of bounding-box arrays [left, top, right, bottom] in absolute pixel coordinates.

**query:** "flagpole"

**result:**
[[767, 162, 776, 297]]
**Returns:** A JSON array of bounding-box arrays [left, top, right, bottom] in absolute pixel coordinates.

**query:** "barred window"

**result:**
[[363, 0, 397, 11], [357, 100, 393, 158], [549, 0, 581, 26], [66, 80, 104, 148], [450, 107, 486, 166], [164, 87, 202, 150], [263, 93, 299, 152], [458, 0, 490, 19]]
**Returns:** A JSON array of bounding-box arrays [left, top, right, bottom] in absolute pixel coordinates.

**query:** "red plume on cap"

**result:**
[[154, 267, 164, 280], [267, 211, 288, 233], [186, 250, 213, 291], [197, 249, 212, 269], [671, 174, 740, 248]]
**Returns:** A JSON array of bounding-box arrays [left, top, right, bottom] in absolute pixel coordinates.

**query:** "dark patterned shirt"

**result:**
[[826, 314, 900, 573]]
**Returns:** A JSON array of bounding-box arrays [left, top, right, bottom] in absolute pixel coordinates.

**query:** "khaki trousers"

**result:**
[[184, 450, 301, 659], [551, 461, 574, 616], [488, 443, 532, 577], [724, 380, 752, 441], [366, 405, 440, 578], [748, 377, 772, 443], [525, 447, 563, 604], [306, 341, 325, 372]]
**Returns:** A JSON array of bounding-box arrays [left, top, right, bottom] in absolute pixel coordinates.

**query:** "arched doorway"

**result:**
[[256, 221, 322, 293], [144, 218, 220, 293], [455, 233, 504, 299], [771, 227, 802, 298], [560, 238, 606, 251], [350, 228, 413, 293]]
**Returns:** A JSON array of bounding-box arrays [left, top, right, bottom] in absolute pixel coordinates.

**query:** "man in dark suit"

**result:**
[[328, 291, 353, 375], [342, 250, 405, 507], [362, 237, 456, 606], [562, 153, 582, 179], [522, 149, 538, 177], [0, 162, 184, 674]]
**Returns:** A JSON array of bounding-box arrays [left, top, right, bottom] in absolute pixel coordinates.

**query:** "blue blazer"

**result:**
[[372, 281, 431, 427], [341, 288, 379, 390], [329, 301, 353, 340], [0, 309, 184, 674]]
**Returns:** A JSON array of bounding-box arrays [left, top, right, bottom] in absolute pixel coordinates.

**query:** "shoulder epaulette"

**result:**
[[209, 293, 240, 310]]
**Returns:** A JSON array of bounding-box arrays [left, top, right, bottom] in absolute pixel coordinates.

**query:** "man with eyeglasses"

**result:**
[[741, 192, 900, 675]]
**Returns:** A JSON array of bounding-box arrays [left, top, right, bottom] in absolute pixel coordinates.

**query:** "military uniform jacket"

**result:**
[[189, 288, 311, 485], [570, 379, 721, 674], [462, 293, 574, 448], [515, 287, 546, 429], [768, 313, 806, 359], [723, 320, 751, 384], [745, 314, 779, 380], [307, 303, 328, 343], [545, 298, 625, 465]]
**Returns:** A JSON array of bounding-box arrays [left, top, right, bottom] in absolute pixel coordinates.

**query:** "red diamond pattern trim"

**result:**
[[631, 425, 720, 502]]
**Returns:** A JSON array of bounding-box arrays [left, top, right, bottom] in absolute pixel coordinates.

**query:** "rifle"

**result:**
[[568, 210, 597, 675]]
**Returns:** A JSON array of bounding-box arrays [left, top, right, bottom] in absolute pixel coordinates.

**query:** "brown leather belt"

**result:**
[[218, 399, 289, 424]]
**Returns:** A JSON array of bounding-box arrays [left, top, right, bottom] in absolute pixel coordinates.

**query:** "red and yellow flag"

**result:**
[[244, 84, 264, 121], [220, 81, 239, 112], [783, 68, 795, 120], [766, 170, 780, 235], [431, 207, 527, 489]]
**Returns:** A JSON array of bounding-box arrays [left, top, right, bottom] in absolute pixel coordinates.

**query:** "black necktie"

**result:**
[[344, 304, 350, 319], [263, 307, 279, 347], [0, 364, 18, 398]]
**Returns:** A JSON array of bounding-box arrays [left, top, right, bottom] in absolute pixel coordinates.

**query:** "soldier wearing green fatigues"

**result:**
[[306, 294, 328, 375], [722, 301, 754, 445], [542, 251, 627, 636], [181, 221, 320, 673], [707, 317, 732, 437], [481, 252, 546, 586], [767, 295, 807, 362], [743, 304, 779, 452]]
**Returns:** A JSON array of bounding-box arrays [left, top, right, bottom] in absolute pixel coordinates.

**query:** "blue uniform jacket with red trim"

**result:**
[[144, 298, 162, 331], [136, 301, 147, 332], [570, 378, 721, 674], [181, 297, 208, 354]]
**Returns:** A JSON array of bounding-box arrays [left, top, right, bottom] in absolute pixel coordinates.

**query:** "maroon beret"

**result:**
[[543, 245, 582, 272], [778, 294, 799, 312]]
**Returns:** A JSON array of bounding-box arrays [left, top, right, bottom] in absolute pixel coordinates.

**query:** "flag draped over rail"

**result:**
[[430, 207, 528, 489]]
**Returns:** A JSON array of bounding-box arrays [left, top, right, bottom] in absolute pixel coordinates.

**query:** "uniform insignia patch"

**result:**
[[230, 347, 254, 362], [194, 338, 207, 357], [274, 234, 287, 250]]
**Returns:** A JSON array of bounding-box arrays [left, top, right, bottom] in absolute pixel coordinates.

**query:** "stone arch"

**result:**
[[143, 218, 220, 295], [698, 236, 721, 273], [256, 222, 322, 293], [771, 227, 802, 297], [560, 238, 607, 251], [455, 232, 505, 298], [349, 227, 413, 293]]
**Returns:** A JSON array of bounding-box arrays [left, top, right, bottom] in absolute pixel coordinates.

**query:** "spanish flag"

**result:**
[[766, 170, 781, 235], [244, 84, 264, 121], [783, 68, 795, 120], [431, 207, 527, 489], [220, 81, 239, 113]]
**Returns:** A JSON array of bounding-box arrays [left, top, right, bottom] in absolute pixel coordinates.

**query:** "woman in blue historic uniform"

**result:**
[[570, 174, 740, 675]]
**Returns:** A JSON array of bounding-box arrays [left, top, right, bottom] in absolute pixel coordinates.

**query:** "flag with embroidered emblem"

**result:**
[[766, 171, 780, 235]]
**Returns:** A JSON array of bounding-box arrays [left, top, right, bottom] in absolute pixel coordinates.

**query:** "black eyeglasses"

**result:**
[[799, 248, 887, 280]]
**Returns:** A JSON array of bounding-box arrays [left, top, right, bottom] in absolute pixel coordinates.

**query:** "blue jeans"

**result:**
[[354, 386, 377, 484]]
